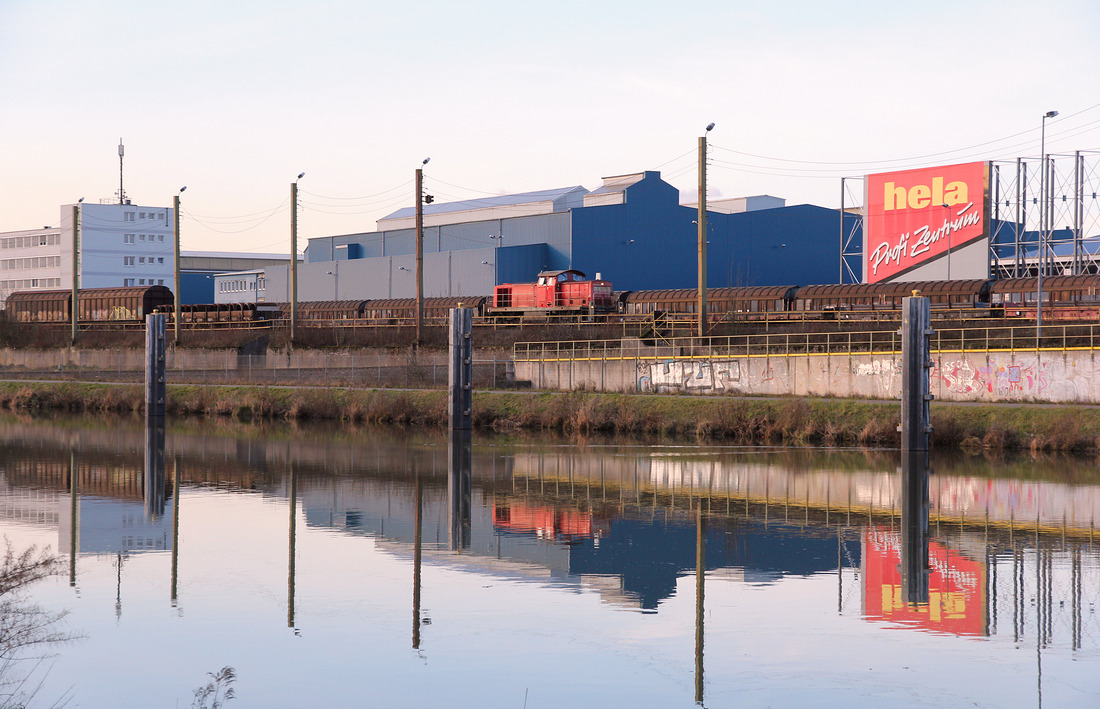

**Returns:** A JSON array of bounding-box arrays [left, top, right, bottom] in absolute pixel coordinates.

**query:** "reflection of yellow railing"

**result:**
[[513, 323, 1100, 362]]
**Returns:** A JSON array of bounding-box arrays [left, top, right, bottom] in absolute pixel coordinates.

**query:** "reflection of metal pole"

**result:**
[[900, 451, 930, 605], [447, 431, 472, 551], [695, 505, 706, 705], [69, 450, 77, 587], [413, 473, 423, 649], [288, 463, 297, 629], [144, 416, 166, 520], [171, 456, 181, 605]]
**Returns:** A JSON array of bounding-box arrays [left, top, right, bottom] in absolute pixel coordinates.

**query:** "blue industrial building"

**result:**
[[293, 170, 861, 302]]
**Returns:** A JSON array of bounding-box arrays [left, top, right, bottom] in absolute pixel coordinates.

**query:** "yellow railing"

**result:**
[[513, 323, 1100, 362]]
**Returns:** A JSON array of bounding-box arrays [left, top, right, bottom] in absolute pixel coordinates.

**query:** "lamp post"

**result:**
[[416, 158, 430, 346], [173, 186, 186, 345], [291, 172, 305, 344], [698, 122, 714, 339], [1037, 110, 1057, 339], [942, 202, 951, 282], [72, 197, 83, 345]]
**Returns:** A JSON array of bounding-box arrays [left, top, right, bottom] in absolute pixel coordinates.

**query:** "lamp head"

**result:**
[[179, 186, 187, 194], [77, 197, 84, 203], [705, 122, 715, 132], [422, 157, 430, 165], [1045, 110, 1058, 119], [296, 172, 306, 181]]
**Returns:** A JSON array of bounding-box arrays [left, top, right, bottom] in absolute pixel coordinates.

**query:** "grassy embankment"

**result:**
[[0, 380, 1098, 453]]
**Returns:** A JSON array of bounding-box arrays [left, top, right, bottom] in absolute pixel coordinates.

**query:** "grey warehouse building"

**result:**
[[218, 170, 860, 303]]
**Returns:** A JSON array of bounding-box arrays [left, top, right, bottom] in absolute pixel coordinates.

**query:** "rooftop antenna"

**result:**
[[117, 138, 128, 205]]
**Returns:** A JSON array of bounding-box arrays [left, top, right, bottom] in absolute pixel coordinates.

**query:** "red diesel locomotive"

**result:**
[[491, 269, 614, 316]]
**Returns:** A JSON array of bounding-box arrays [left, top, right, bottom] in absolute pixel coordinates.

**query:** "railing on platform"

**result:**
[[513, 322, 1100, 362]]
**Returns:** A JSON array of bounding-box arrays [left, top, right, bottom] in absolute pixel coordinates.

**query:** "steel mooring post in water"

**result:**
[[145, 313, 167, 420], [899, 295, 933, 453], [449, 307, 473, 431]]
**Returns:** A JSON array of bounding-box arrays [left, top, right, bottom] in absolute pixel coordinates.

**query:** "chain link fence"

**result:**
[[0, 348, 517, 389]]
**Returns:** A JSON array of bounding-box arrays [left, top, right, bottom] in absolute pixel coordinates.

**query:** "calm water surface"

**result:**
[[0, 414, 1098, 708]]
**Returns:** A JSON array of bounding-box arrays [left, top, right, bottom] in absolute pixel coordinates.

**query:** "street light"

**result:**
[[174, 186, 186, 344], [415, 158, 430, 345], [291, 172, 305, 343], [1037, 110, 1058, 339], [942, 203, 951, 282], [72, 198, 84, 345], [698, 122, 714, 338]]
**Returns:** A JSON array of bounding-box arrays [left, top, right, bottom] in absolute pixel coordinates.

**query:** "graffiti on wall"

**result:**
[[638, 359, 741, 393], [930, 355, 1092, 401], [854, 359, 901, 395]]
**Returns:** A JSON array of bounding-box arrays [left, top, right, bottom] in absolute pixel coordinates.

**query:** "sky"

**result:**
[[1, 0, 1098, 254]]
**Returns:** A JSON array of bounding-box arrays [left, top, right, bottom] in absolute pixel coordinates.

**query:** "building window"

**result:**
[[124, 278, 135, 286], [157, 257, 164, 264], [157, 279, 164, 285], [140, 234, 146, 241], [139, 257, 146, 264], [125, 212, 135, 222], [139, 279, 145, 285], [158, 234, 165, 242], [124, 234, 135, 244], [124, 256, 135, 267]]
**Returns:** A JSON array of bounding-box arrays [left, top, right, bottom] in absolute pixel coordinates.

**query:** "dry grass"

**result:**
[[0, 380, 1098, 452]]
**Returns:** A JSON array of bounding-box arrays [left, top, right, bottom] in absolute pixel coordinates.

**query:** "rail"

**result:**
[[513, 322, 1100, 362]]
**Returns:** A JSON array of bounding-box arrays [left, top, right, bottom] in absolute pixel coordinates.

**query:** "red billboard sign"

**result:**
[[864, 161, 989, 283], [862, 527, 985, 636]]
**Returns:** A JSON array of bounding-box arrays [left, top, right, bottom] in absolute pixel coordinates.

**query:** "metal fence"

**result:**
[[514, 322, 1100, 362], [0, 349, 516, 389]]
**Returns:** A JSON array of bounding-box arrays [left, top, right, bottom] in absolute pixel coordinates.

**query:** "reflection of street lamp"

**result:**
[[1038, 110, 1058, 338]]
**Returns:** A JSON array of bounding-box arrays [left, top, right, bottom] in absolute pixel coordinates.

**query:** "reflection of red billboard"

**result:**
[[492, 503, 595, 540], [863, 527, 985, 636], [864, 161, 989, 283]]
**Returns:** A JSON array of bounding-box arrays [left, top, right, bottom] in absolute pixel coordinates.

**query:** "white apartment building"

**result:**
[[0, 201, 174, 307]]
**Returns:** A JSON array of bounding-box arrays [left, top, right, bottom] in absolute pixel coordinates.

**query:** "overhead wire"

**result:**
[[707, 104, 1100, 173]]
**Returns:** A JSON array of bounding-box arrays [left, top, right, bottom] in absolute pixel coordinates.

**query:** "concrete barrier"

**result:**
[[515, 349, 1100, 404]]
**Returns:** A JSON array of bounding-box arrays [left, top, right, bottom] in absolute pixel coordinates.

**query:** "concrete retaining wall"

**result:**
[[515, 350, 1100, 404]]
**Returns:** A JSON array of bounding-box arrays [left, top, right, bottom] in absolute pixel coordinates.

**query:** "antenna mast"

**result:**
[[117, 138, 127, 204]]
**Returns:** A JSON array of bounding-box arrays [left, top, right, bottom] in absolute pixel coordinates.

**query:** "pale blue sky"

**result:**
[[2, 0, 1097, 252]]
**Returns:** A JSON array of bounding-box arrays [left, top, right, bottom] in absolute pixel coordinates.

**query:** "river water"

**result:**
[[0, 414, 1097, 708]]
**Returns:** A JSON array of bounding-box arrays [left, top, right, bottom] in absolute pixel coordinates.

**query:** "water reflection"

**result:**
[[0, 415, 1098, 707], [900, 451, 930, 606]]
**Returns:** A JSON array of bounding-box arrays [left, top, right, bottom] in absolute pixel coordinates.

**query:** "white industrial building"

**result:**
[[0, 201, 175, 307], [0, 201, 294, 307]]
